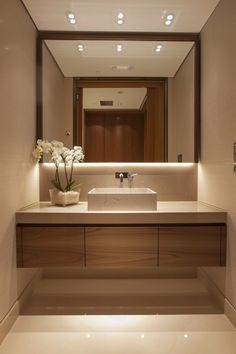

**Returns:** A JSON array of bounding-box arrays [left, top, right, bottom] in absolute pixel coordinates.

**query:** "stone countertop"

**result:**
[[16, 201, 227, 225]]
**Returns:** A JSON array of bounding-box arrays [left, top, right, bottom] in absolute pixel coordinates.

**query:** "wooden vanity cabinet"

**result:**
[[16, 224, 226, 268], [17, 226, 84, 268], [158, 225, 226, 266], [85, 227, 158, 267]]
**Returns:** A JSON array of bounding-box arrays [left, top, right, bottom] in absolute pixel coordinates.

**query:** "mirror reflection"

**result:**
[[42, 40, 196, 162]]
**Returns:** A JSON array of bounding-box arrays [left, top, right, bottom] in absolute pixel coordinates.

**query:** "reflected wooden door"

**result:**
[[85, 110, 144, 162]]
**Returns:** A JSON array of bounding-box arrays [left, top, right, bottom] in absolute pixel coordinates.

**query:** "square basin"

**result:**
[[87, 188, 157, 211]]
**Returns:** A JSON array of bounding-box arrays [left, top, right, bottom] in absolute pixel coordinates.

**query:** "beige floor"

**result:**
[[0, 314, 236, 354]]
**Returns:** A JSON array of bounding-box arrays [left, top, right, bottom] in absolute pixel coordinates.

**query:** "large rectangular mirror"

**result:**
[[37, 32, 200, 162]]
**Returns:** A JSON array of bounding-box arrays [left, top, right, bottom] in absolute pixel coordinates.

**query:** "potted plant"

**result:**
[[33, 140, 84, 206]]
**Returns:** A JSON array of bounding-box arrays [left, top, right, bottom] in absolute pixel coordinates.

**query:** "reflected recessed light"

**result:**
[[184, 334, 188, 339], [140, 334, 145, 339], [165, 19, 172, 25], [155, 44, 163, 52], [77, 44, 84, 52], [116, 44, 123, 52], [87, 333, 91, 339]]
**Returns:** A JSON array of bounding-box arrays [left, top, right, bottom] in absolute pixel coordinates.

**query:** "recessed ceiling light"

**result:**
[[117, 19, 124, 25], [164, 13, 175, 26], [116, 44, 123, 52], [116, 12, 125, 25], [117, 12, 124, 19], [157, 44, 163, 49], [68, 12, 75, 19], [155, 48, 161, 52], [67, 12, 76, 24], [166, 14, 174, 20]]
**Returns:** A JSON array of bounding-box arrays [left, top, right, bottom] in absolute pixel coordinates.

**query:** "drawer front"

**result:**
[[86, 227, 158, 268], [19, 226, 84, 267], [159, 226, 224, 266]]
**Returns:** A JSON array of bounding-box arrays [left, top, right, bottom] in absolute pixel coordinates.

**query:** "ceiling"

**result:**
[[21, 0, 221, 77], [22, 0, 220, 32]]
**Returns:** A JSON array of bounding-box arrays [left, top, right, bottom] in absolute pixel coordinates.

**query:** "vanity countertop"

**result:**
[[16, 201, 226, 225]]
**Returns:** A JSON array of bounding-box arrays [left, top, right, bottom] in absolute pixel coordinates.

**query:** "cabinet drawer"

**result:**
[[17, 226, 84, 267], [159, 225, 225, 266], [86, 227, 158, 268]]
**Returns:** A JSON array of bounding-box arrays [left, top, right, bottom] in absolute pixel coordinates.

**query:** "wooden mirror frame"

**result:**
[[36, 31, 200, 162]]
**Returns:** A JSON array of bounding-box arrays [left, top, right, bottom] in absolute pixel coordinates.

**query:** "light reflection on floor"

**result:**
[[0, 314, 236, 354]]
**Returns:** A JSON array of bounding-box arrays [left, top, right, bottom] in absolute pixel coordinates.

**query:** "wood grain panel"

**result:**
[[220, 225, 227, 266], [86, 227, 158, 268], [159, 226, 222, 266], [21, 226, 84, 268], [144, 84, 165, 162]]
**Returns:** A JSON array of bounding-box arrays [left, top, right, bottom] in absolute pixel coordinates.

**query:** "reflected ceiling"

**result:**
[[45, 40, 194, 77]]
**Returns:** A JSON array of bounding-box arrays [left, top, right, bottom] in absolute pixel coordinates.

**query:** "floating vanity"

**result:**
[[16, 201, 226, 269]]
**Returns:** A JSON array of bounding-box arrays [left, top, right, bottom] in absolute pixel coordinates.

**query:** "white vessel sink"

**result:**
[[87, 187, 157, 211]]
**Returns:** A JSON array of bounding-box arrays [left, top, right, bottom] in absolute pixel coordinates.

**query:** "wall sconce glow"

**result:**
[[67, 12, 76, 24], [77, 44, 84, 52], [116, 44, 123, 52], [117, 12, 125, 25]]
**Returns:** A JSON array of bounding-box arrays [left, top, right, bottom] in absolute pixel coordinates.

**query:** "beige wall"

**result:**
[[168, 48, 195, 162], [0, 0, 39, 322], [199, 0, 236, 308], [40, 164, 197, 202], [43, 44, 73, 148]]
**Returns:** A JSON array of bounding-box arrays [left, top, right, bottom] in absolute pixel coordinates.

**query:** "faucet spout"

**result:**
[[128, 172, 138, 188], [119, 173, 124, 183]]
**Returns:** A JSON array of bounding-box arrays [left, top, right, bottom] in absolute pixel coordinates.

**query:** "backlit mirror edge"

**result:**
[[36, 31, 200, 164]]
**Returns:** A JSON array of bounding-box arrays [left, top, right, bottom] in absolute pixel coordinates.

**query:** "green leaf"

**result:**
[[51, 179, 64, 192]]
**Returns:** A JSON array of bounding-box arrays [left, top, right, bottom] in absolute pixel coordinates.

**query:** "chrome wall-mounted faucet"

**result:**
[[128, 172, 138, 188]]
